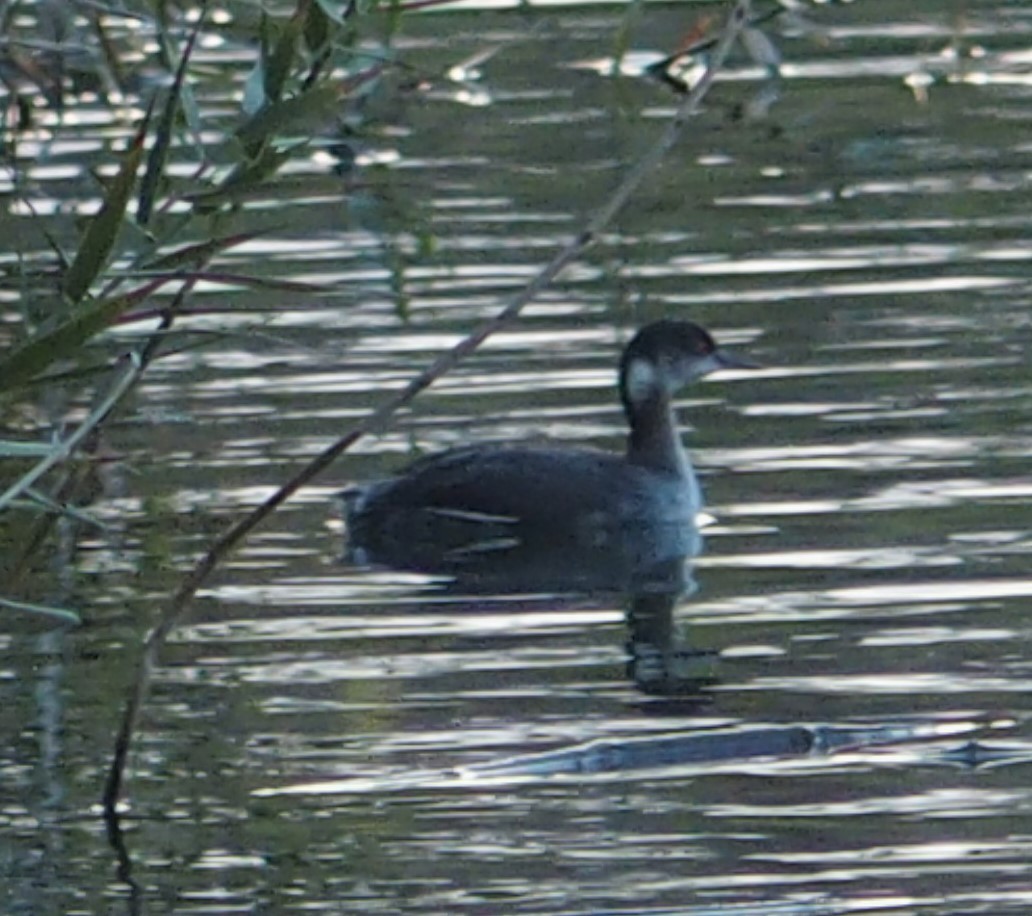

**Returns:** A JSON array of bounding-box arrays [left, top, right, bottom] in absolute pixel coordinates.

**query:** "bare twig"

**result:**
[[103, 0, 752, 817]]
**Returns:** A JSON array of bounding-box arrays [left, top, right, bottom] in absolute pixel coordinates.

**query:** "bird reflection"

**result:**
[[340, 507, 714, 697]]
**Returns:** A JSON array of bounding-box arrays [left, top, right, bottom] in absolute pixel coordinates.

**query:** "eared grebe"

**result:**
[[342, 320, 755, 569]]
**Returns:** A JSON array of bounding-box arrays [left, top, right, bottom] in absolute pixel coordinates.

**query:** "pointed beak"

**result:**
[[714, 348, 761, 371]]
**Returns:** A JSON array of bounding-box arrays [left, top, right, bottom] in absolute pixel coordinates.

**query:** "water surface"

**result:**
[[3, 1, 1032, 913]]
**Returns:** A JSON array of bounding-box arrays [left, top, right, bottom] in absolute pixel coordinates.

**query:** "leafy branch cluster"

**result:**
[[0, 0, 405, 620]]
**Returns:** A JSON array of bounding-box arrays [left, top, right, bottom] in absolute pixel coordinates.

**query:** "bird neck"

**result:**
[[625, 391, 690, 476]]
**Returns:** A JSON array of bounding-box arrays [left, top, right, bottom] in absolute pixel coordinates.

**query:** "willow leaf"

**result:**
[[61, 111, 150, 303], [0, 595, 81, 626], [264, 6, 305, 105], [195, 143, 300, 207], [235, 83, 343, 153], [139, 12, 205, 225], [142, 231, 265, 272], [0, 278, 168, 389]]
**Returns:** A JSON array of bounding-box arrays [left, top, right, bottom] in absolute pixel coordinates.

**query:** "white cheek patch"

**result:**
[[625, 358, 660, 404]]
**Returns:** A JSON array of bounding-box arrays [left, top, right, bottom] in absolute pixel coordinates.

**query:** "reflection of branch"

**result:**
[[102, 0, 754, 817]]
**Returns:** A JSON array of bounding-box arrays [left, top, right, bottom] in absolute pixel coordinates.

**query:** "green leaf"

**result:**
[[313, 0, 352, 25], [235, 83, 343, 152], [0, 278, 168, 390], [0, 595, 81, 626], [167, 271, 326, 294], [194, 143, 300, 208], [142, 231, 265, 272], [138, 11, 205, 225], [264, 6, 305, 105], [0, 440, 54, 457], [61, 110, 150, 303], [242, 55, 267, 117], [304, 2, 331, 54], [178, 82, 205, 152]]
